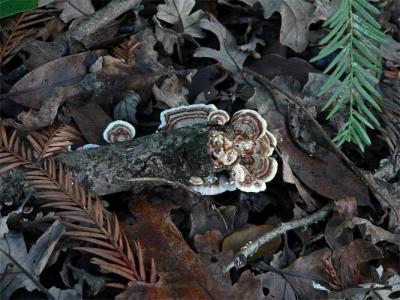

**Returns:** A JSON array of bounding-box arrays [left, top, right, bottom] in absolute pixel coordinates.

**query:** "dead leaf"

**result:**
[[156, 0, 205, 38], [331, 240, 383, 289], [0, 220, 65, 299], [8, 51, 106, 109], [131, 28, 158, 61], [48, 284, 82, 300], [222, 224, 281, 261], [275, 248, 332, 299], [363, 173, 400, 232], [246, 54, 319, 86], [190, 199, 236, 237], [153, 75, 189, 108], [194, 14, 250, 76], [258, 272, 297, 300], [333, 197, 358, 220], [336, 217, 400, 246], [117, 198, 265, 300], [262, 77, 371, 206], [257, 0, 315, 52], [188, 65, 228, 102], [194, 229, 223, 256], [15, 95, 65, 131], [113, 90, 141, 124], [68, 102, 112, 145], [55, 0, 95, 23]]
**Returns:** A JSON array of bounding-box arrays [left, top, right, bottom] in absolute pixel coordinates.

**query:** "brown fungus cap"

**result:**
[[208, 109, 230, 125], [158, 104, 218, 130], [231, 109, 267, 141]]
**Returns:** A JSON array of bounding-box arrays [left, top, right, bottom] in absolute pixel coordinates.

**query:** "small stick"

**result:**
[[243, 67, 398, 221], [223, 203, 333, 272]]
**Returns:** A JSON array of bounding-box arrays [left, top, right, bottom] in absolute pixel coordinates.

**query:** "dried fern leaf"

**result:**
[[26, 123, 82, 161], [24, 159, 143, 283], [0, 126, 156, 286], [0, 11, 54, 66], [0, 126, 32, 175], [112, 40, 140, 65]]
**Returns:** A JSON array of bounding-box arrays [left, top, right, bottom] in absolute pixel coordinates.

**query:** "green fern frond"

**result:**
[[311, 0, 385, 151]]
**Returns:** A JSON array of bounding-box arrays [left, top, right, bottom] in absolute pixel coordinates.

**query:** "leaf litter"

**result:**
[[0, 0, 399, 299]]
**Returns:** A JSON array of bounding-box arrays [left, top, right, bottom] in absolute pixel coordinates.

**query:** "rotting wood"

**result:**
[[56, 125, 229, 196]]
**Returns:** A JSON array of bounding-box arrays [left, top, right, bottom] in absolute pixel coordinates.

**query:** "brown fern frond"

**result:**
[[0, 11, 54, 66], [26, 123, 82, 161], [25, 158, 145, 284], [0, 126, 32, 175], [112, 40, 140, 65], [0, 126, 156, 287]]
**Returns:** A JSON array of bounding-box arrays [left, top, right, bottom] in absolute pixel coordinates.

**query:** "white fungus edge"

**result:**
[[103, 120, 136, 143]]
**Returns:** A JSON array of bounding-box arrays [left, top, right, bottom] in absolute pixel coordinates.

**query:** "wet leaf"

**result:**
[[222, 224, 281, 261]]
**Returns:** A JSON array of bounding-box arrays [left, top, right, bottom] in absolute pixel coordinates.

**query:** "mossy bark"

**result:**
[[56, 125, 226, 195]]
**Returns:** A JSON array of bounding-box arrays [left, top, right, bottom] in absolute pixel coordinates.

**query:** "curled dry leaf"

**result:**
[[153, 75, 189, 108]]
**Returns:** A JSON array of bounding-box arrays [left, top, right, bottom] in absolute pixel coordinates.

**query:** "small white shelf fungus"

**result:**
[[76, 144, 100, 151], [159, 104, 218, 130], [103, 120, 136, 143], [190, 175, 236, 195], [189, 176, 204, 185]]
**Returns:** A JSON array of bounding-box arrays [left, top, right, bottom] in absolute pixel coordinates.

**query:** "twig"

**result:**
[[243, 67, 398, 221], [115, 176, 201, 196], [0, 249, 56, 300], [223, 203, 333, 272]]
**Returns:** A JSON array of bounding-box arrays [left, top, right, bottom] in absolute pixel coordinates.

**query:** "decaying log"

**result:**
[[57, 125, 227, 196]]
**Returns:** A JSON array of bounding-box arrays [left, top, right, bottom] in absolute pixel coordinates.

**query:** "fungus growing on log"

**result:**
[[160, 104, 278, 195], [103, 120, 136, 143], [208, 109, 230, 125], [57, 105, 277, 196], [158, 104, 217, 130]]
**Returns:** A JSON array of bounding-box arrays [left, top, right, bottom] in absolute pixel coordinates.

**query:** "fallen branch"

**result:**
[[243, 67, 398, 221], [57, 125, 226, 195], [223, 202, 333, 273]]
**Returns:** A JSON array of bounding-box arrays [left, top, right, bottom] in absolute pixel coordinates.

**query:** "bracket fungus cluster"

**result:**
[[159, 104, 278, 195]]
